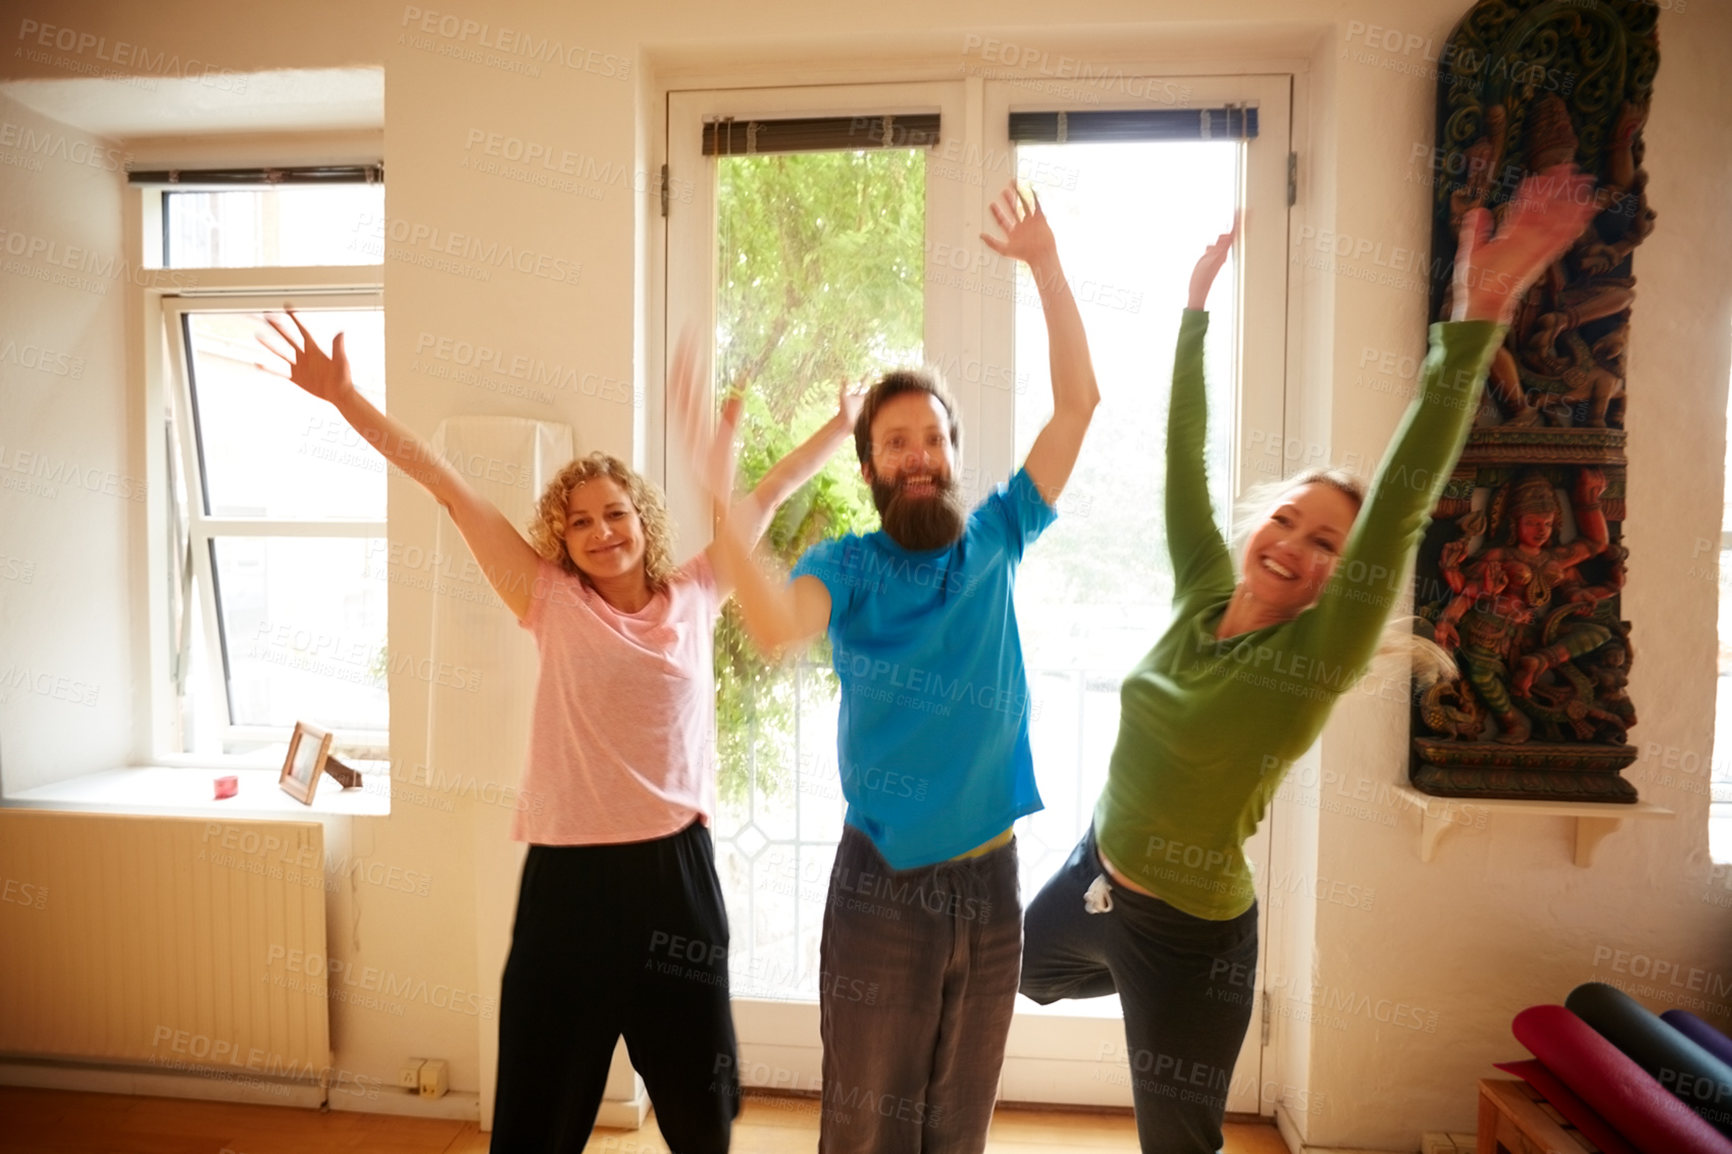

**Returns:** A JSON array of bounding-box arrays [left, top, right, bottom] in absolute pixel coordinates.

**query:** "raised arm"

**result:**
[[1302, 165, 1601, 668], [1166, 223, 1238, 596], [980, 183, 1099, 506], [711, 519, 833, 657], [258, 311, 543, 622], [1555, 467, 1610, 567], [729, 381, 864, 552], [668, 333, 834, 651]]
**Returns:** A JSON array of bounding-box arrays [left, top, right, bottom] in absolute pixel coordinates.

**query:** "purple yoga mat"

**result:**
[[1495, 1058, 1640, 1154], [1667, 1010, 1732, 1070], [1512, 1004, 1732, 1154]]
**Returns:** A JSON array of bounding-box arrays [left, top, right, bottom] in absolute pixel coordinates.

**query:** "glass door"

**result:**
[[665, 73, 1291, 1115], [667, 80, 971, 1093], [985, 76, 1290, 1115]]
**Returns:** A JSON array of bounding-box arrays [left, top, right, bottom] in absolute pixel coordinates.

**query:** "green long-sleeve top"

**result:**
[[1093, 309, 1505, 919]]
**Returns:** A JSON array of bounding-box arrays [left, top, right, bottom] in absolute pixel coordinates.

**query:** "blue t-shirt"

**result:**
[[791, 467, 1057, 868]]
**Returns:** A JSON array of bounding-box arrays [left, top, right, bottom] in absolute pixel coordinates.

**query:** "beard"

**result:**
[[871, 471, 968, 551]]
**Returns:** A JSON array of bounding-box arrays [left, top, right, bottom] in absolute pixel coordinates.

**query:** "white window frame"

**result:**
[[662, 73, 1293, 1113], [662, 80, 972, 553], [985, 73, 1290, 1116], [135, 187, 385, 764], [160, 289, 387, 755]]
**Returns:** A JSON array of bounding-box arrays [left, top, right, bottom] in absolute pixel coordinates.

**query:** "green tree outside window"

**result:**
[[712, 148, 924, 805]]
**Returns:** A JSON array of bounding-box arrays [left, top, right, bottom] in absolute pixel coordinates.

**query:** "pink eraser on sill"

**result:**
[[214, 775, 238, 799]]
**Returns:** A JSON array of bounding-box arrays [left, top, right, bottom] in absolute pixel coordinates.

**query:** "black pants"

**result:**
[[1020, 828, 1258, 1154], [491, 822, 739, 1154]]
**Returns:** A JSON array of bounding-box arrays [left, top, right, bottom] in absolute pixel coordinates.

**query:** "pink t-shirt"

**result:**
[[511, 553, 721, 845]]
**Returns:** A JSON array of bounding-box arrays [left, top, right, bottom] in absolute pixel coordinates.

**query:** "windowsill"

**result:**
[[3, 764, 391, 821]]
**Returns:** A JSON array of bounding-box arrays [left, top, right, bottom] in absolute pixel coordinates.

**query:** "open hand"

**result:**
[[837, 378, 867, 431], [257, 308, 355, 404], [1189, 213, 1240, 310], [980, 182, 1057, 269], [669, 329, 743, 509], [1573, 466, 1607, 507], [1453, 165, 1599, 324]]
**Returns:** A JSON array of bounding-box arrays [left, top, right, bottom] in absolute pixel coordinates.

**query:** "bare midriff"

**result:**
[[1097, 845, 1160, 898]]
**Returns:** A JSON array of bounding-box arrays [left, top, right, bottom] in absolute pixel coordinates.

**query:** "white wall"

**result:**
[[1301, 5, 1732, 1147], [3, 1, 1729, 1148], [0, 92, 133, 793]]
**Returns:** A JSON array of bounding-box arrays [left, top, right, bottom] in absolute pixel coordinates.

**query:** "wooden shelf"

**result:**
[[1393, 785, 1673, 866], [1477, 1078, 1595, 1153]]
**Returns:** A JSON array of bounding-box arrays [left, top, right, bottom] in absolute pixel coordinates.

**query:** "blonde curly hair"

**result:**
[[526, 452, 676, 592]]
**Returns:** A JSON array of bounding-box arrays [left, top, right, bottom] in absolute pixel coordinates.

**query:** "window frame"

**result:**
[[660, 72, 1294, 1114], [161, 290, 388, 755], [662, 80, 972, 555], [134, 186, 386, 766]]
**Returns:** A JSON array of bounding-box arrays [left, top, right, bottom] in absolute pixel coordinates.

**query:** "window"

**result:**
[[666, 76, 1291, 1109], [162, 184, 383, 268], [667, 80, 969, 1029], [145, 176, 385, 760], [165, 300, 387, 756], [1711, 357, 1732, 860]]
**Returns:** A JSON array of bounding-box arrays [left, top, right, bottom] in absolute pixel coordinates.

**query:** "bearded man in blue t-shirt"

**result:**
[[701, 182, 1098, 1153]]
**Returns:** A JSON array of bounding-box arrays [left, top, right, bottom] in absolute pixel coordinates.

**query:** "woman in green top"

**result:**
[[1019, 167, 1599, 1153]]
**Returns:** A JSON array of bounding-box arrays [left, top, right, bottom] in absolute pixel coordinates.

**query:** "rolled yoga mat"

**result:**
[[1567, 981, 1732, 1137], [1667, 1010, 1732, 1070], [1494, 1057, 1640, 1154], [1512, 1004, 1732, 1154]]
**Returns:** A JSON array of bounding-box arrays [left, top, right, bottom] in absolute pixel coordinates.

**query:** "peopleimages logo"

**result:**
[[0, 227, 196, 293], [14, 19, 249, 92], [398, 6, 630, 79], [350, 214, 582, 286], [0, 121, 128, 172]]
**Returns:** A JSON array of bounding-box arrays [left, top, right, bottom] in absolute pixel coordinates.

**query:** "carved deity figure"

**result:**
[[1449, 95, 1653, 430], [1411, 0, 1651, 798], [1431, 469, 1611, 742]]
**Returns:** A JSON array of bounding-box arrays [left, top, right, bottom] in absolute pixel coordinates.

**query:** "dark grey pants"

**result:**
[[1021, 828, 1259, 1154], [818, 823, 1023, 1154]]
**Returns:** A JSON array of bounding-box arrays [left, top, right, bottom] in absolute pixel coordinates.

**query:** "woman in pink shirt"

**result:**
[[261, 314, 859, 1154]]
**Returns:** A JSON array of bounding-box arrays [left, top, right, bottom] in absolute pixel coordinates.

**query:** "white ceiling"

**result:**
[[0, 68, 383, 138]]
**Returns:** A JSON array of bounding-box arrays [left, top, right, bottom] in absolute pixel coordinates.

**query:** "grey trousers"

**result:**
[[818, 823, 1023, 1154]]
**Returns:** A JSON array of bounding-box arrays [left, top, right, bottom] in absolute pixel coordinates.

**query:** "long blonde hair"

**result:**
[[526, 452, 676, 592], [1235, 467, 1457, 689]]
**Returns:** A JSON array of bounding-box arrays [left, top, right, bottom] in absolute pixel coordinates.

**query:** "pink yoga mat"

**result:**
[[1495, 1059, 1640, 1154], [1512, 1004, 1732, 1154]]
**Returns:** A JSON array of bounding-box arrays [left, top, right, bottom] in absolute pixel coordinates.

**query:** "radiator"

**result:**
[[0, 811, 331, 1080]]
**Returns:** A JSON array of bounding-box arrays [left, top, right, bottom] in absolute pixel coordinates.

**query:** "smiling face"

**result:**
[[563, 476, 647, 584], [863, 390, 968, 551], [1239, 481, 1360, 618], [865, 390, 956, 493]]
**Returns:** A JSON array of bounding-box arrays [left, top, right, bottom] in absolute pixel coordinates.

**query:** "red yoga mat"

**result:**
[[1494, 1058, 1640, 1154], [1512, 1004, 1732, 1154]]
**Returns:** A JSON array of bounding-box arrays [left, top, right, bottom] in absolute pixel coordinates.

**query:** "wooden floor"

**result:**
[[0, 1087, 1291, 1153]]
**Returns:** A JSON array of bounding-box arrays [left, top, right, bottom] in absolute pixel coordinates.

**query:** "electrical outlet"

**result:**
[[399, 1059, 425, 1090], [418, 1058, 449, 1099]]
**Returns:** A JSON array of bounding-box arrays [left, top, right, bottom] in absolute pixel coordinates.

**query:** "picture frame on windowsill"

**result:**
[[278, 721, 362, 805]]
